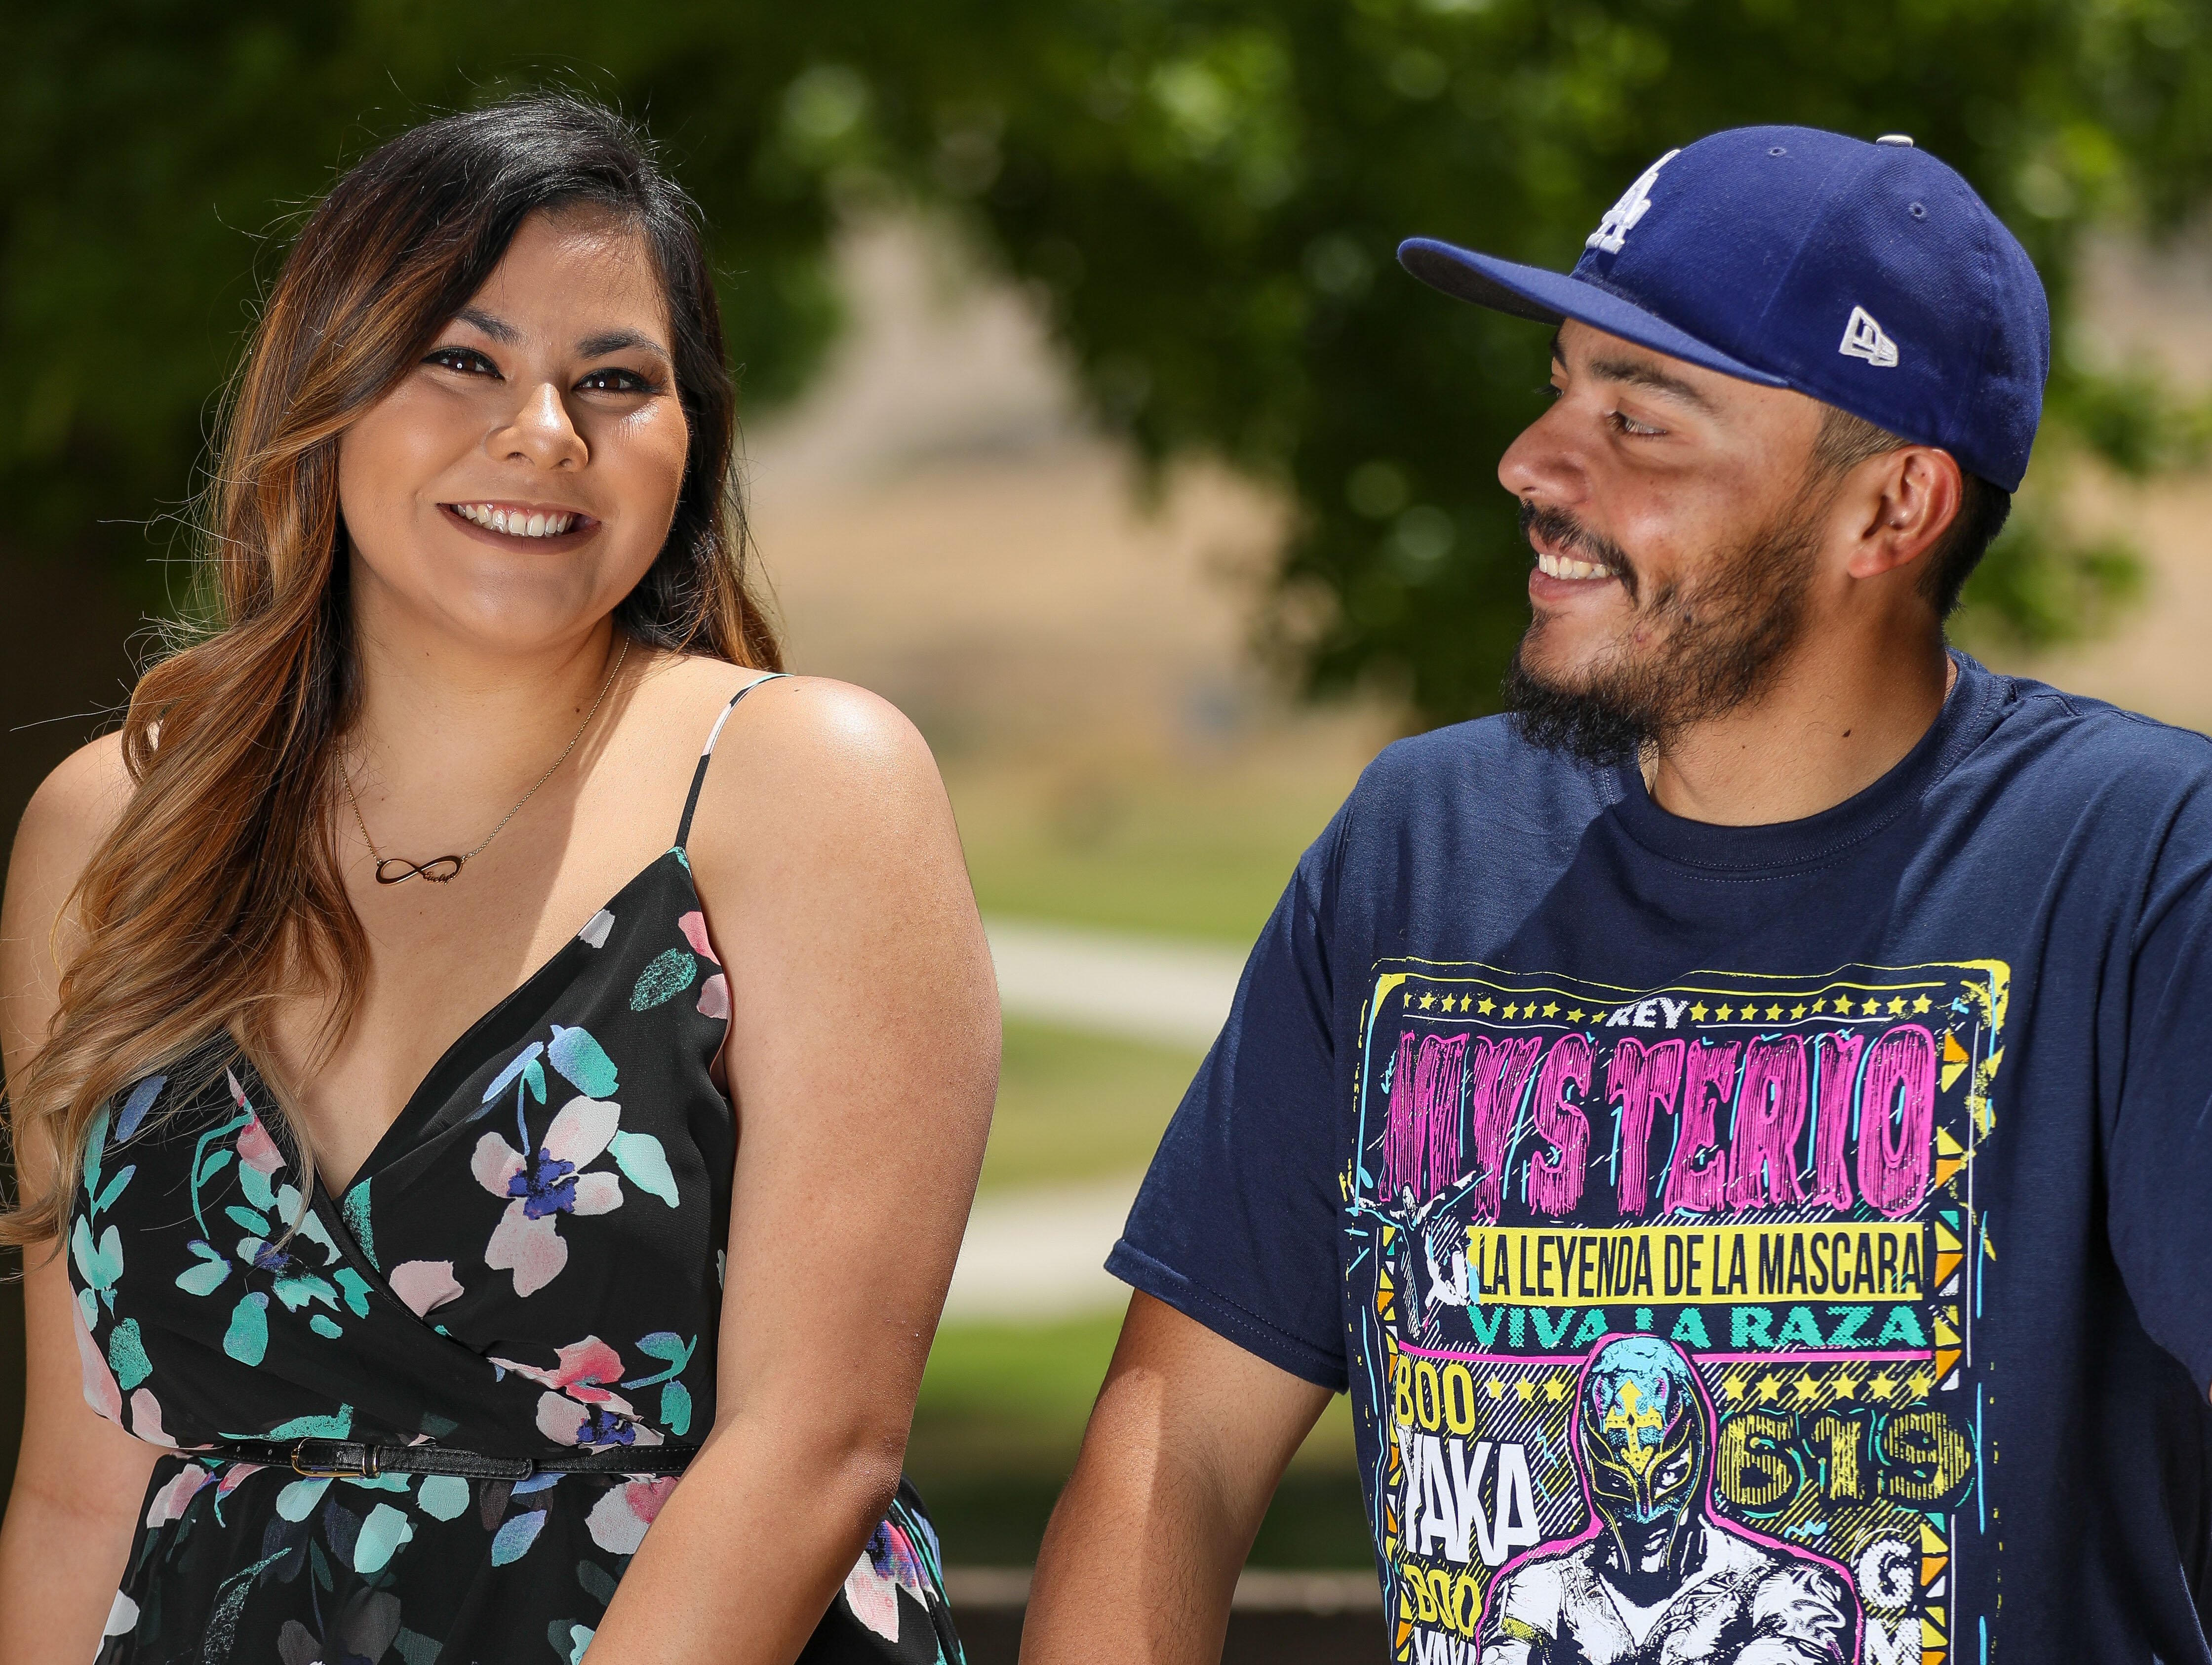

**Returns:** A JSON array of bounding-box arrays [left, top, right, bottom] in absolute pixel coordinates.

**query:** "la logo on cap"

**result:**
[[1839, 305, 1900, 368], [1585, 148, 1681, 254]]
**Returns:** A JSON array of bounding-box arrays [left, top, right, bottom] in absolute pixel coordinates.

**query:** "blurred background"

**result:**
[[5, 0, 2212, 1655]]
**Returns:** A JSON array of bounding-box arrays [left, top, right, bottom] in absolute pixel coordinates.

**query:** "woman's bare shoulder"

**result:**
[[645, 656, 931, 787], [665, 665, 950, 885], [6, 733, 133, 913], [707, 674, 933, 802], [2, 732, 133, 1072]]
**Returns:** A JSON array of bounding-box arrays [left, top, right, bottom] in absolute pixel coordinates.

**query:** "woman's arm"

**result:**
[[585, 678, 998, 1664], [0, 737, 165, 1665]]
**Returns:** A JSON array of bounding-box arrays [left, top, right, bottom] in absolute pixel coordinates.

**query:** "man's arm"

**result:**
[[1022, 1293, 1333, 1665]]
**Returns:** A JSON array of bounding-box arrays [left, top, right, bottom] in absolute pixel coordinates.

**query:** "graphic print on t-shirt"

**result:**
[[1346, 958, 2005, 1665]]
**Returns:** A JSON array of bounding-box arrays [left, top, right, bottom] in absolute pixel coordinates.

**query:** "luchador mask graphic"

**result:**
[[1578, 1336, 1708, 1532]]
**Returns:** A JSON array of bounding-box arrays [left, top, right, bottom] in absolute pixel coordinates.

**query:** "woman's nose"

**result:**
[[494, 380, 587, 471]]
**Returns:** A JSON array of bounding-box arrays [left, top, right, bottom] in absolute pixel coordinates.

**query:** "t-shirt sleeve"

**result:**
[[1105, 806, 1350, 1391], [2105, 768, 2212, 1393]]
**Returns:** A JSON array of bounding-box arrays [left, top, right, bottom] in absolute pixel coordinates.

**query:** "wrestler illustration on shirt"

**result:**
[[1422, 1220, 1471, 1314], [1479, 1336, 1854, 1665], [1391, 1187, 1475, 1335], [1393, 1187, 1474, 1317]]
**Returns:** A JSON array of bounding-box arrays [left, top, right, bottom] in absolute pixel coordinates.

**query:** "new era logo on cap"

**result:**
[[1839, 306, 1899, 368], [1396, 125, 2052, 491]]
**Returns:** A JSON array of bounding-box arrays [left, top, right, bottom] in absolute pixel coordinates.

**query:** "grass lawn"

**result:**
[[919, 1020, 1371, 1567], [946, 747, 1366, 946], [912, 748, 1384, 1569], [910, 1314, 1370, 1569], [981, 1019, 1202, 1192]]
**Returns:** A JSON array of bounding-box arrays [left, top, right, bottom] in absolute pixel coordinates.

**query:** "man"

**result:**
[[1023, 126, 2212, 1665]]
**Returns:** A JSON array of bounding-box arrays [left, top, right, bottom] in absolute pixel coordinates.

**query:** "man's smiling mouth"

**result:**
[[1535, 548, 1615, 581], [1522, 500, 1634, 595]]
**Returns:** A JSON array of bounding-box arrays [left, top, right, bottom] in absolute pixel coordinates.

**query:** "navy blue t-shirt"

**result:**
[[1109, 654, 2212, 1664]]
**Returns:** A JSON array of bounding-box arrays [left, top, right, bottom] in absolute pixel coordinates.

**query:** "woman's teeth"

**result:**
[[1536, 550, 1611, 581], [453, 503, 578, 538]]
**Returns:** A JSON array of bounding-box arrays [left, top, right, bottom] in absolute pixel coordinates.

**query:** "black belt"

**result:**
[[204, 1438, 701, 1480]]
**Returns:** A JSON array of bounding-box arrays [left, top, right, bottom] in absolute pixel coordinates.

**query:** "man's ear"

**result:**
[[1846, 446, 1964, 580]]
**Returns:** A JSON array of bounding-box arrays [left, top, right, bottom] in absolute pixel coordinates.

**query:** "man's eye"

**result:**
[[425, 347, 497, 376], [577, 367, 655, 394], [1609, 410, 1665, 437]]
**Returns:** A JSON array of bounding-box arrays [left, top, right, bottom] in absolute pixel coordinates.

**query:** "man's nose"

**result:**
[[1498, 400, 1586, 508]]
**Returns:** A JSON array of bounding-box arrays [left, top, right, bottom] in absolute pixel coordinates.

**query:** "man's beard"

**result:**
[[1502, 495, 1822, 766]]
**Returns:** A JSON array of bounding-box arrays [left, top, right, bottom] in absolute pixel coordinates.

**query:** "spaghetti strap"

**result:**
[[674, 673, 788, 849]]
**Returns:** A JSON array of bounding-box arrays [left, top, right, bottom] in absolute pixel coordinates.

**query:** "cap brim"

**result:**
[[1397, 238, 1787, 390]]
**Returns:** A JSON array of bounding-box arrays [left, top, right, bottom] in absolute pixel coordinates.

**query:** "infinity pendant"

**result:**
[[374, 854, 465, 885]]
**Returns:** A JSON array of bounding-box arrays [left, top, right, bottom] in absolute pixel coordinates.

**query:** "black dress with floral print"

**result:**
[[67, 681, 964, 1664]]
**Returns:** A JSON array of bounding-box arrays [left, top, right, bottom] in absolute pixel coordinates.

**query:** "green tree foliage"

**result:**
[[0, 3, 847, 573], [901, 0, 2212, 714], [6, 1, 2211, 719]]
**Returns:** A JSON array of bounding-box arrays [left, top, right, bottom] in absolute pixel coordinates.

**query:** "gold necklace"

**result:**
[[340, 637, 630, 885]]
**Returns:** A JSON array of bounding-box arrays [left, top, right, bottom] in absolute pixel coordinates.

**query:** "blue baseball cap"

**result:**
[[1399, 126, 2050, 492]]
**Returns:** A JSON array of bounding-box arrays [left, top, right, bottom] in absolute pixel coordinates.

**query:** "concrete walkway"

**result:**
[[941, 1175, 1143, 1322], [982, 915, 1247, 1043], [983, 915, 1246, 1051], [941, 918, 1247, 1320]]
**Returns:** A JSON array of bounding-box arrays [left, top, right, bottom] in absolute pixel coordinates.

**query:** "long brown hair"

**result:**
[[2, 95, 781, 1247]]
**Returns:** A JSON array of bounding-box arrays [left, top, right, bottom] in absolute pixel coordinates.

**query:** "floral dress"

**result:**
[[65, 679, 965, 1664]]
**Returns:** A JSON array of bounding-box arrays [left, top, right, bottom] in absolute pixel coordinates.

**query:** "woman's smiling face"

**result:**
[[336, 206, 690, 655]]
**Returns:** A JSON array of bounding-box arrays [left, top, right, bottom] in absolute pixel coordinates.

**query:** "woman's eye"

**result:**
[[576, 367, 655, 394], [425, 346, 497, 376]]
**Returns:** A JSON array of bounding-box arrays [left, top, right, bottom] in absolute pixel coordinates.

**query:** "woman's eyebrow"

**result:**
[[577, 327, 671, 359], [447, 310, 667, 361], [453, 306, 519, 344]]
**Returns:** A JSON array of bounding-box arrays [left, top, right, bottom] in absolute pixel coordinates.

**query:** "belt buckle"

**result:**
[[291, 1440, 380, 1479]]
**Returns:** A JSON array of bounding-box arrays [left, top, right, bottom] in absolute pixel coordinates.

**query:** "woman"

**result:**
[[0, 96, 997, 1664]]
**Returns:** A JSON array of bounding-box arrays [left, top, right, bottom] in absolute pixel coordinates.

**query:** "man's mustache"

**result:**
[[1519, 500, 1639, 602]]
